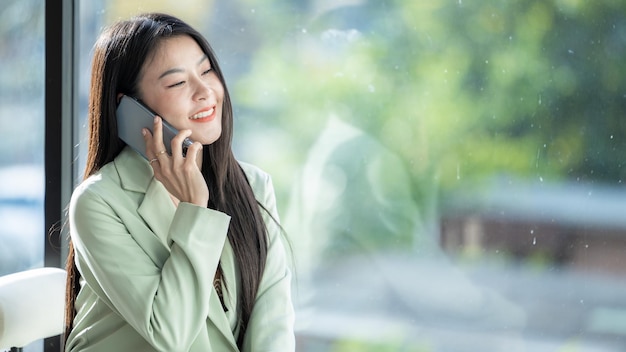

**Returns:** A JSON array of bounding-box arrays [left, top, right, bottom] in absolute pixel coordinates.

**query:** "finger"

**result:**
[[142, 128, 155, 159], [152, 117, 171, 174], [171, 129, 193, 160], [141, 128, 162, 170], [183, 141, 203, 166], [152, 116, 168, 158]]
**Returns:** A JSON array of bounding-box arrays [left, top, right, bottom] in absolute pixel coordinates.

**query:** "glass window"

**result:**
[[77, 1, 626, 351], [0, 1, 45, 276], [0, 2, 45, 350]]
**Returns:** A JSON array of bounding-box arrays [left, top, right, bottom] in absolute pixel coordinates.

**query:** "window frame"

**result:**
[[44, 0, 77, 350]]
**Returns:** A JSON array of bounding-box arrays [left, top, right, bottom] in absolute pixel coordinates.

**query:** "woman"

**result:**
[[64, 13, 294, 351]]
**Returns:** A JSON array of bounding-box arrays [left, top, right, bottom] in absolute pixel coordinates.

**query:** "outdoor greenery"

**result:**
[[228, 0, 626, 214]]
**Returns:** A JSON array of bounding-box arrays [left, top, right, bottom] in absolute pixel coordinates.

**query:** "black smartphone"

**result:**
[[116, 95, 193, 159]]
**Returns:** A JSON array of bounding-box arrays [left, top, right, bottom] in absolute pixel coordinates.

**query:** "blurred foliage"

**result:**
[[231, 0, 626, 209], [330, 337, 431, 352], [0, 0, 45, 166], [105, 0, 214, 28], [0, 0, 44, 96]]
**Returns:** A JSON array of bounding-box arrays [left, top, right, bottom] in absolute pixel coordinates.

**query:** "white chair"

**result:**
[[0, 267, 66, 351]]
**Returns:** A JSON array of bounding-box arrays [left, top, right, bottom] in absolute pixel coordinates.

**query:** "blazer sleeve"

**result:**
[[70, 183, 231, 351], [242, 172, 296, 351]]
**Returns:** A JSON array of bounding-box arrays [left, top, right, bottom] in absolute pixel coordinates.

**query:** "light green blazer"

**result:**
[[65, 147, 294, 352]]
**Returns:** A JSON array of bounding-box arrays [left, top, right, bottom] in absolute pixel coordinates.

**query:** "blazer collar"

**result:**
[[114, 147, 175, 246], [114, 146, 155, 193]]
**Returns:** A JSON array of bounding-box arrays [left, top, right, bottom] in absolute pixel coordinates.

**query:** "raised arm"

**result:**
[[70, 184, 230, 351]]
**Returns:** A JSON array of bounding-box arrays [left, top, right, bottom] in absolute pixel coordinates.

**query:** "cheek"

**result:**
[[146, 95, 177, 118], [210, 77, 226, 100]]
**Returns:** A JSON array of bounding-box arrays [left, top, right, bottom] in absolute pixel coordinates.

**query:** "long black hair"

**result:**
[[65, 13, 268, 348]]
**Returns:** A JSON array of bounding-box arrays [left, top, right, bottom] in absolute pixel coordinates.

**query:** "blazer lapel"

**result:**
[[114, 148, 173, 260], [137, 179, 177, 247], [206, 239, 239, 349], [208, 286, 238, 350], [220, 240, 238, 316]]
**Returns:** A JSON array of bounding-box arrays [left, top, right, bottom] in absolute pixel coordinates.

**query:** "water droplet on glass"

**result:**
[[532, 237, 536, 245]]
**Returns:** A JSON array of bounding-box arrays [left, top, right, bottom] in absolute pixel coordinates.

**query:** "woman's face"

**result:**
[[137, 35, 224, 145]]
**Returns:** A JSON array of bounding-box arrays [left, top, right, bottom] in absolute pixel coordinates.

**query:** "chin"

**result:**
[[197, 132, 222, 146]]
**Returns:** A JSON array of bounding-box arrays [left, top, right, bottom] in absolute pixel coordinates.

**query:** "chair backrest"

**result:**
[[0, 267, 66, 349]]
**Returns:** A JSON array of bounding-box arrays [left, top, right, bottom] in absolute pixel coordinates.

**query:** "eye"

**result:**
[[167, 81, 185, 88], [201, 67, 213, 75]]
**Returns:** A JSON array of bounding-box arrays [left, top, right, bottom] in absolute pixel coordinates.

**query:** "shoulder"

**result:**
[[239, 161, 273, 194], [71, 148, 150, 205], [73, 162, 120, 195], [238, 161, 280, 220], [70, 162, 123, 210]]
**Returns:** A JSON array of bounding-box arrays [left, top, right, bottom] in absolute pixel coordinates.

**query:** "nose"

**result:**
[[192, 76, 212, 101]]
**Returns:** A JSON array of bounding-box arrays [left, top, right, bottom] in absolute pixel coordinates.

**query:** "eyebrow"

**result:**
[[157, 55, 210, 80]]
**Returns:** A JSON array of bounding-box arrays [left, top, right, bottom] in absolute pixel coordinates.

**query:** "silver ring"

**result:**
[[149, 158, 158, 164]]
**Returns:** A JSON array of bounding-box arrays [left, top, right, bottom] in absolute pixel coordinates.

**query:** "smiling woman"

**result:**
[[64, 12, 294, 352]]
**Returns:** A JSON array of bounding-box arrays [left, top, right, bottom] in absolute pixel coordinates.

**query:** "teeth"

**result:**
[[190, 108, 214, 119]]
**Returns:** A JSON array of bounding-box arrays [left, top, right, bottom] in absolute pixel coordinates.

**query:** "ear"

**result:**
[[116, 93, 124, 104]]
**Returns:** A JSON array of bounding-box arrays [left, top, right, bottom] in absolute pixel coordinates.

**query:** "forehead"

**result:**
[[143, 35, 206, 74]]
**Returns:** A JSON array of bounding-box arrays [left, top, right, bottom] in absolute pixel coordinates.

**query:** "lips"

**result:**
[[189, 106, 216, 121]]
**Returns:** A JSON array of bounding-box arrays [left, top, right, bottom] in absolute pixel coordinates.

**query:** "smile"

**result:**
[[190, 107, 215, 120]]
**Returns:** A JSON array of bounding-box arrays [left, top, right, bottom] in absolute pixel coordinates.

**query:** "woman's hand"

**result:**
[[143, 116, 209, 207]]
